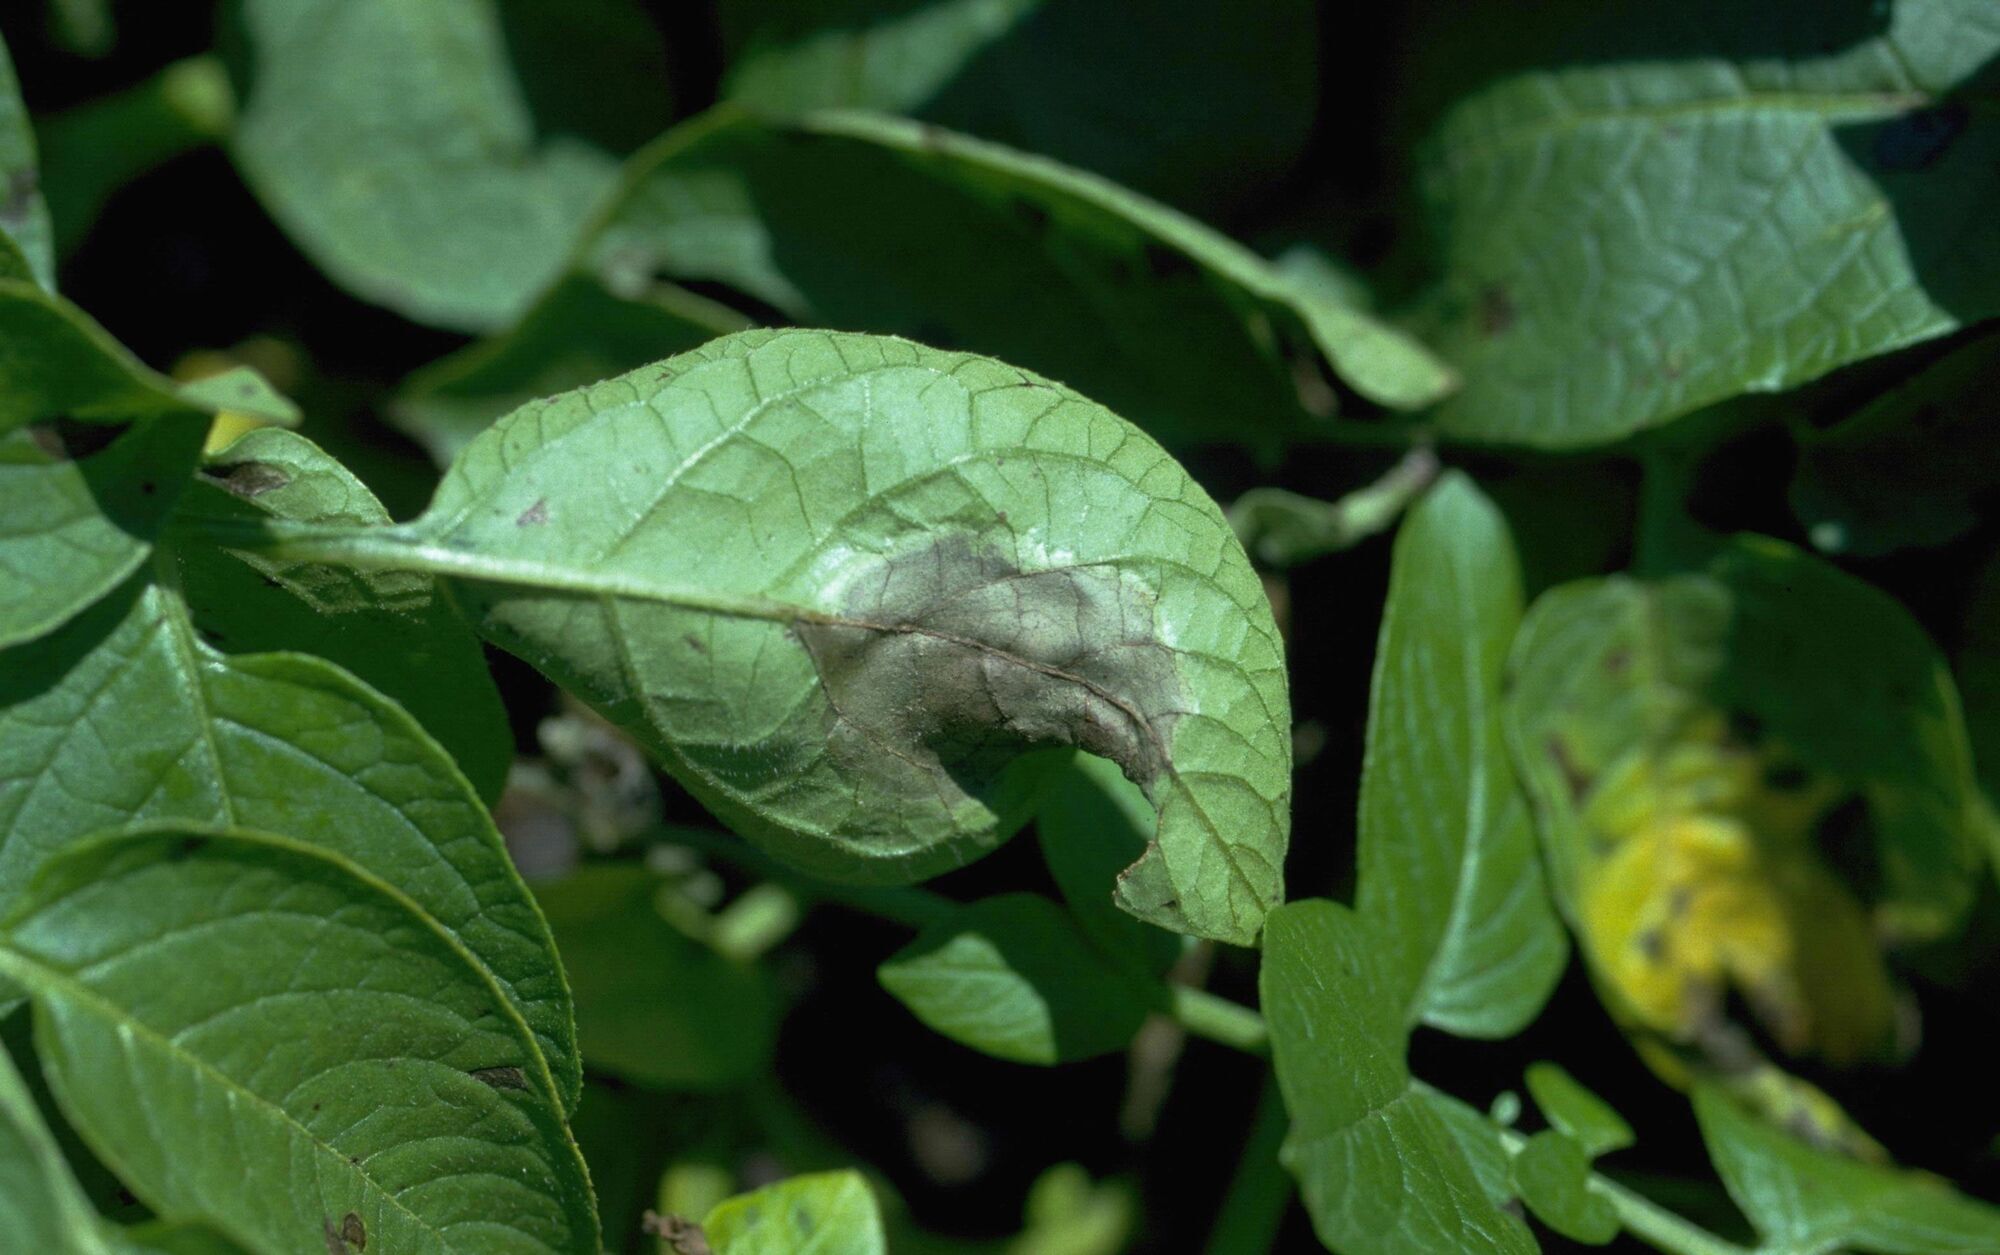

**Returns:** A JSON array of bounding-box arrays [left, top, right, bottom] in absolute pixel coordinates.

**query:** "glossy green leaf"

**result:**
[[574, 109, 1451, 454], [0, 1038, 117, 1254], [1789, 331, 2000, 557], [228, 0, 670, 331], [391, 274, 746, 467], [0, 579, 581, 1110], [0, 32, 53, 290], [1034, 752, 1182, 978], [718, 0, 1317, 216], [535, 864, 776, 1090], [1694, 1081, 2000, 1254], [878, 892, 1155, 1065], [290, 330, 1289, 945], [1356, 473, 1567, 1037], [173, 427, 511, 802], [703, 1170, 885, 1254], [1423, 0, 2000, 447], [1524, 1063, 1634, 1158], [1510, 1131, 1619, 1245], [1262, 899, 1537, 1255], [0, 825, 599, 1254]]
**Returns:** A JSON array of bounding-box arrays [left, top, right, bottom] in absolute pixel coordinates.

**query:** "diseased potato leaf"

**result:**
[[1422, 0, 2000, 447], [702, 1170, 885, 1254], [174, 427, 512, 802], [288, 330, 1290, 946]]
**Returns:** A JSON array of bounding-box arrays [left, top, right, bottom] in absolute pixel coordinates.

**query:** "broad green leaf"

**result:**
[[1355, 473, 1567, 1037], [1510, 1131, 1619, 1245], [1524, 1063, 1634, 1157], [877, 892, 1156, 1065], [535, 864, 776, 1090], [173, 427, 511, 802], [228, 0, 670, 331], [1694, 1082, 2000, 1254], [1789, 331, 2000, 557], [1034, 752, 1182, 978], [391, 274, 746, 467], [1262, 899, 1538, 1255], [1422, 0, 2000, 447], [0, 1038, 117, 1254], [0, 32, 53, 290], [1, 418, 203, 650], [303, 330, 1290, 945], [573, 109, 1451, 453], [703, 1170, 885, 1255], [0, 579, 581, 1110], [718, 0, 1317, 217], [0, 825, 598, 1254]]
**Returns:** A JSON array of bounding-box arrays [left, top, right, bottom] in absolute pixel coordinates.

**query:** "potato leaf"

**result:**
[[1261, 899, 1537, 1254], [0, 825, 599, 1254], [290, 330, 1290, 946], [0, 1038, 119, 1254], [0, 31, 52, 289], [0, 579, 581, 1110], [1356, 473, 1567, 1036], [702, 1170, 885, 1254], [1423, 0, 2000, 447]]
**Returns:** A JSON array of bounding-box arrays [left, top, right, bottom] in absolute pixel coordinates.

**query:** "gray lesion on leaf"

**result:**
[[201, 460, 292, 499], [468, 1064, 530, 1091], [796, 531, 1185, 836]]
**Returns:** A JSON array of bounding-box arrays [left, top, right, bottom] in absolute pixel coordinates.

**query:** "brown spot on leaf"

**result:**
[[684, 633, 706, 654], [322, 1219, 347, 1255], [1603, 647, 1631, 675], [516, 497, 549, 527], [1546, 734, 1591, 802], [643, 1211, 713, 1255], [341, 1212, 366, 1250], [469, 1065, 530, 1091], [203, 460, 291, 498]]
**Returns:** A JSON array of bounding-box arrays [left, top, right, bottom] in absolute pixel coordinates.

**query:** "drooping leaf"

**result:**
[[717, 0, 1317, 217], [571, 109, 1451, 454], [1524, 1063, 1634, 1158], [0, 825, 599, 1254], [1422, 0, 2000, 447], [1506, 540, 1980, 1077], [1789, 330, 2000, 556], [0, 579, 581, 1110], [0, 1038, 119, 1254], [227, 0, 672, 331], [878, 892, 1157, 1065], [0, 31, 53, 290], [1509, 1131, 1619, 1245], [1034, 752, 1182, 978], [1694, 1081, 2000, 1254], [173, 427, 511, 801], [702, 1170, 885, 1255], [1355, 472, 1567, 1037], [534, 864, 776, 1090], [391, 274, 746, 467], [289, 330, 1290, 946], [1262, 899, 1538, 1255]]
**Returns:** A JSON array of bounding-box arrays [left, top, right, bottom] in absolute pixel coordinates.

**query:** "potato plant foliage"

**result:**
[[7, 2, 2000, 1252]]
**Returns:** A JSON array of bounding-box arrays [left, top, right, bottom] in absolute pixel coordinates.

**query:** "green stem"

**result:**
[[1166, 985, 1269, 1056], [1202, 1074, 1294, 1255], [1485, 1121, 1753, 1255]]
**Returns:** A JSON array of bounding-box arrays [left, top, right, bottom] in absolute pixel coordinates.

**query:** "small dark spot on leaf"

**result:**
[[1603, 646, 1631, 675], [203, 460, 291, 498], [470, 1065, 530, 1091], [1477, 283, 1515, 337], [139, 480, 157, 496], [1873, 100, 1969, 172], [643, 1211, 713, 1255], [1545, 734, 1591, 802], [516, 497, 549, 527], [322, 1219, 347, 1255], [684, 633, 707, 654], [167, 836, 209, 861], [341, 1212, 366, 1250], [1636, 927, 1667, 961]]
